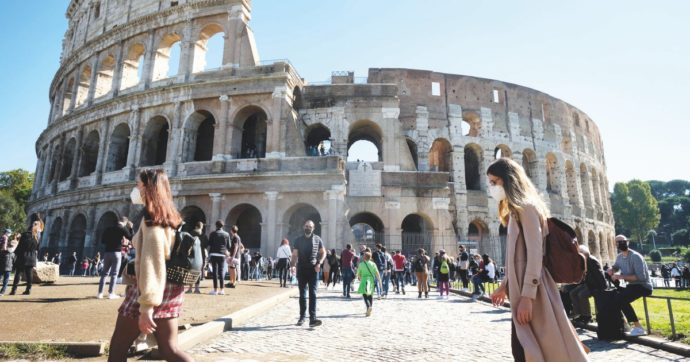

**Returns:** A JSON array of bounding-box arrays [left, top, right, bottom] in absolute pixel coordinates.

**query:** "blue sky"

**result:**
[[1, 0, 688, 186]]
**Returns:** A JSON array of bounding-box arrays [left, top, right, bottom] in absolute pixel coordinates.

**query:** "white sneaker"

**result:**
[[218, 290, 225, 295], [209, 290, 217, 295], [97, 293, 103, 299], [108, 294, 120, 299], [628, 327, 647, 337]]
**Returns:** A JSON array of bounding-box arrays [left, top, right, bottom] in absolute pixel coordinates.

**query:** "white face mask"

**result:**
[[488, 184, 506, 201], [130, 187, 144, 205]]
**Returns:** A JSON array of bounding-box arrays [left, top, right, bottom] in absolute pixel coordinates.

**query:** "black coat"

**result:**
[[0, 251, 14, 272], [15, 232, 39, 268], [584, 255, 607, 292]]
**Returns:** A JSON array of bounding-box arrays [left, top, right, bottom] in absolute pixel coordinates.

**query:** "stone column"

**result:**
[[67, 72, 80, 113], [166, 102, 183, 176], [415, 106, 429, 171], [140, 30, 156, 90], [224, 5, 250, 67], [209, 193, 222, 224], [41, 142, 54, 194], [179, 19, 194, 81], [52, 134, 66, 194], [266, 87, 287, 158], [59, 210, 71, 252], [382, 107, 401, 171], [126, 106, 141, 180], [69, 127, 84, 189], [32, 154, 45, 198], [324, 188, 344, 250], [95, 119, 110, 184], [110, 41, 125, 97], [264, 191, 279, 257], [213, 95, 230, 160], [86, 57, 100, 106]]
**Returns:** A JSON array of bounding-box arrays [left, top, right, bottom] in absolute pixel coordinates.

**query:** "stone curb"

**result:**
[[147, 287, 298, 359], [449, 287, 690, 358], [0, 341, 105, 358]]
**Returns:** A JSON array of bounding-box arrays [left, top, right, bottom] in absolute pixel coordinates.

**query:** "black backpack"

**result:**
[[414, 257, 425, 272], [166, 224, 203, 285]]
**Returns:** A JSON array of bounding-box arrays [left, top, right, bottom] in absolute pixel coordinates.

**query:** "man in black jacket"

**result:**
[[97, 216, 132, 299], [569, 245, 607, 324]]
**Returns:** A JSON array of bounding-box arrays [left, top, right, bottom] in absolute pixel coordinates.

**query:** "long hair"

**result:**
[[486, 158, 549, 226], [139, 169, 182, 228], [31, 219, 44, 240]]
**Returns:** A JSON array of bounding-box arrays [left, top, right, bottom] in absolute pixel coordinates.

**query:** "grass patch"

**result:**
[[0, 343, 68, 360]]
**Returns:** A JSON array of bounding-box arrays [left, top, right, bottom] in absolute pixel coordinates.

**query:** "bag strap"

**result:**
[[363, 261, 378, 283]]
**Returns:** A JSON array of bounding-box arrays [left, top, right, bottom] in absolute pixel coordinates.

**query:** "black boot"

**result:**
[[418, 292, 422, 299], [9, 287, 16, 296], [425, 292, 429, 298]]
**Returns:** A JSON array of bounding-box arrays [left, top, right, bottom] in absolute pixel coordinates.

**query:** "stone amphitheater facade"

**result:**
[[29, 0, 615, 265]]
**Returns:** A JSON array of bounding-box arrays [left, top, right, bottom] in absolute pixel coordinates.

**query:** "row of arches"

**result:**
[[55, 23, 226, 117]]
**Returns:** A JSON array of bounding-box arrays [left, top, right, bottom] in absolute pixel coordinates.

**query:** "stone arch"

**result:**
[[232, 106, 267, 159], [429, 138, 452, 172], [591, 168, 602, 206], [48, 217, 63, 254], [599, 231, 608, 262], [193, 23, 225, 73], [565, 160, 579, 206], [180, 205, 207, 233], [79, 130, 100, 177], [348, 119, 383, 162], [406, 137, 418, 170], [461, 111, 481, 137], [401, 213, 433, 256], [464, 143, 482, 190], [545, 152, 559, 194], [59, 138, 77, 181], [62, 77, 75, 114], [575, 227, 584, 245], [182, 110, 215, 162], [522, 148, 538, 183], [68, 213, 87, 258], [141, 116, 170, 166], [227, 204, 263, 250], [106, 123, 130, 171], [48, 144, 61, 183], [494, 144, 512, 160], [587, 230, 599, 259], [580, 163, 592, 205], [152, 33, 182, 81], [120, 43, 145, 90], [283, 203, 321, 244], [75, 64, 92, 107], [349, 212, 385, 244], [468, 218, 489, 247], [94, 211, 119, 254], [94, 53, 116, 98], [304, 123, 331, 156]]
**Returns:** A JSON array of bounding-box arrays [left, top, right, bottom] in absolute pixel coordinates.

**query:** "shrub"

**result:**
[[649, 249, 662, 262]]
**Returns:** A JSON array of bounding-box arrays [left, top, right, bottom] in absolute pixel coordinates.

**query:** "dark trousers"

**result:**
[[297, 267, 318, 320], [363, 294, 373, 309], [342, 267, 354, 297], [458, 269, 469, 289], [210, 256, 225, 290], [276, 258, 289, 286], [394, 271, 406, 291], [241, 262, 249, 280], [11, 266, 33, 292], [615, 284, 652, 323], [511, 321, 526, 362]]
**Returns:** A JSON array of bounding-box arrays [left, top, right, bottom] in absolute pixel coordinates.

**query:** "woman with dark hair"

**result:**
[[108, 169, 192, 362], [487, 158, 587, 362], [276, 239, 291, 287], [10, 219, 43, 295], [326, 249, 339, 289], [413, 248, 430, 299]]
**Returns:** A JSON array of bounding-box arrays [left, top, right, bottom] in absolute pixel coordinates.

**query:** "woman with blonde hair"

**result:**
[[10, 219, 43, 295], [108, 169, 193, 361], [488, 158, 587, 362], [276, 238, 291, 287], [356, 251, 382, 316]]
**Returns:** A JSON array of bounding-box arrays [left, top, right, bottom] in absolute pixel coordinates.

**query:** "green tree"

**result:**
[[671, 229, 689, 246], [0, 191, 25, 233], [0, 169, 34, 232], [612, 180, 661, 251]]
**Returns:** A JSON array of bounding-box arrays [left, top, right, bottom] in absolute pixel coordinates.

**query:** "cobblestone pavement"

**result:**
[[190, 285, 688, 361]]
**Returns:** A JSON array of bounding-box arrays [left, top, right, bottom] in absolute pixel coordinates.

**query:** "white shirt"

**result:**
[[276, 244, 292, 259], [485, 262, 496, 279]]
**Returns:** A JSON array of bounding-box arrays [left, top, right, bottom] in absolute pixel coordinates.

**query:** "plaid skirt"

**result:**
[[118, 283, 185, 320]]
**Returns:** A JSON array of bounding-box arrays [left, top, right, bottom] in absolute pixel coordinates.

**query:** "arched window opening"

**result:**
[[240, 113, 267, 158], [59, 138, 77, 181], [401, 214, 432, 257], [79, 131, 100, 177], [48, 145, 61, 183], [120, 43, 145, 90], [580, 163, 592, 205], [95, 212, 118, 254], [106, 123, 130, 172], [227, 204, 263, 250], [94, 54, 115, 98], [522, 148, 538, 182], [48, 217, 63, 254], [62, 77, 75, 114], [588, 231, 599, 259], [305, 124, 332, 156], [464, 144, 482, 190], [284, 204, 321, 245], [591, 169, 602, 206], [429, 138, 452, 172], [182, 111, 215, 162], [494, 144, 512, 160], [349, 212, 385, 244], [75, 65, 92, 107], [68, 214, 87, 259], [193, 24, 224, 73], [347, 120, 383, 162], [545, 153, 559, 194], [462, 111, 481, 137], [565, 161, 579, 205], [180, 206, 207, 233], [406, 138, 418, 170], [152, 33, 182, 81], [141, 116, 169, 166]]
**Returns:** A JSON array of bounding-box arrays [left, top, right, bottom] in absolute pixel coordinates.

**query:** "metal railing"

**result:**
[[640, 294, 689, 341]]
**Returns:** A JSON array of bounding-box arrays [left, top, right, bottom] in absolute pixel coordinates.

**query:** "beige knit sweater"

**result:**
[[131, 220, 175, 315]]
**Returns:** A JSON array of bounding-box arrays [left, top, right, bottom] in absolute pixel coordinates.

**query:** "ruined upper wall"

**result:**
[[368, 68, 605, 159]]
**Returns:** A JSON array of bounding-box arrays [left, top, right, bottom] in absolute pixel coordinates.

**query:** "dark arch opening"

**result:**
[[141, 116, 169, 166], [464, 144, 481, 190], [106, 123, 130, 172], [227, 204, 263, 250], [48, 217, 63, 254], [79, 130, 100, 177], [60, 138, 77, 181], [183, 111, 215, 162], [68, 214, 87, 259], [401, 214, 431, 256], [430, 138, 452, 172], [406, 138, 418, 170], [284, 204, 321, 244], [240, 112, 267, 159], [180, 206, 207, 233], [349, 212, 384, 244], [305, 124, 331, 156]]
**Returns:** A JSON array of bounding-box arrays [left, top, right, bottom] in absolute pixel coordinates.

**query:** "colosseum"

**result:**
[[29, 0, 615, 265]]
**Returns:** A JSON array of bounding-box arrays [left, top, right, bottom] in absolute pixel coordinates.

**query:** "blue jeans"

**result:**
[[341, 267, 354, 297], [472, 274, 489, 295], [0, 271, 10, 293], [297, 267, 318, 320], [394, 271, 406, 291], [98, 252, 121, 294], [380, 270, 390, 296]]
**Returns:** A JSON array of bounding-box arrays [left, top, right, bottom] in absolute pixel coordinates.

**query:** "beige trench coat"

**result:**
[[501, 204, 588, 362]]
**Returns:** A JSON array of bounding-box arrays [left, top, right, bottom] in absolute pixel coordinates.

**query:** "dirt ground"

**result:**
[[0, 276, 286, 343]]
